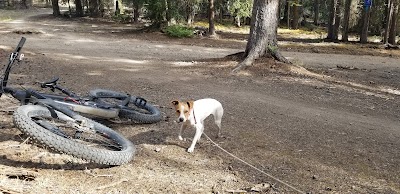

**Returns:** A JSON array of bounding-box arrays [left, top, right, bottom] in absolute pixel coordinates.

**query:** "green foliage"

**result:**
[[144, 0, 200, 25], [267, 44, 278, 54], [228, 0, 252, 19], [111, 14, 132, 23], [145, 0, 167, 24], [165, 25, 194, 38]]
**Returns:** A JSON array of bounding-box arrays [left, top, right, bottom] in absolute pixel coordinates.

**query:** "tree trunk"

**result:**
[[333, 0, 341, 40], [21, 0, 28, 8], [313, 0, 319, 25], [292, 2, 300, 29], [327, 0, 336, 40], [187, 3, 195, 25], [327, 0, 341, 41], [51, 0, 60, 16], [89, 0, 99, 17], [282, 0, 289, 24], [384, 0, 393, 44], [208, 0, 216, 36], [75, 0, 83, 17], [133, 2, 140, 23], [360, 4, 371, 43], [388, 0, 399, 44], [342, 0, 351, 41], [233, 0, 289, 73], [166, 0, 172, 24]]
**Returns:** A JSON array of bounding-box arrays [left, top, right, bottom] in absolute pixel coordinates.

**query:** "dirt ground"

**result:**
[[0, 8, 400, 194]]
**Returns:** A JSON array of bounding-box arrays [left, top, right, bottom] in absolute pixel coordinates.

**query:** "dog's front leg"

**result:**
[[179, 122, 188, 141], [187, 124, 203, 153]]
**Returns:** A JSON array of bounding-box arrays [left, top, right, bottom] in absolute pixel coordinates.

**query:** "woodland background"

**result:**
[[0, 0, 398, 45]]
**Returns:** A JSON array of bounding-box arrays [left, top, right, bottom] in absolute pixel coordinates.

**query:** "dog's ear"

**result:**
[[187, 101, 194, 109], [171, 100, 179, 106]]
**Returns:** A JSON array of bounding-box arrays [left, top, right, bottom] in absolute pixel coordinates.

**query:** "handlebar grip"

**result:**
[[14, 37, 26, 53]]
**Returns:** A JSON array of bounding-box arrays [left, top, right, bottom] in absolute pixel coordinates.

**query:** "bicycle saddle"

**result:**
[[40, 77, 59, 88]]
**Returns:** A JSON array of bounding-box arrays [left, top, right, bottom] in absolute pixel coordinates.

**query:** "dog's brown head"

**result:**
[[171, 100, 194, 122]]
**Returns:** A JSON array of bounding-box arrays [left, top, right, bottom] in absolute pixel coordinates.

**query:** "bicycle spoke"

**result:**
[[33, 116, 122, 151]]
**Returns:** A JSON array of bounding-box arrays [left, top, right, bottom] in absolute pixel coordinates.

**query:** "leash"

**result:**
[[203, 132, 305, 194]]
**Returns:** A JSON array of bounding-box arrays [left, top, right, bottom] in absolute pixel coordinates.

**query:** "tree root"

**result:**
[[231, 50, 290, 73]]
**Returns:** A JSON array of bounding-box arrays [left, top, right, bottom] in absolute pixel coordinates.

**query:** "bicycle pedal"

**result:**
[[134, 97, 147, 107]]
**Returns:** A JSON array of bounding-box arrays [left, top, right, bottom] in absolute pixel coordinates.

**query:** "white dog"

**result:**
[[171, 98, 224, 153]]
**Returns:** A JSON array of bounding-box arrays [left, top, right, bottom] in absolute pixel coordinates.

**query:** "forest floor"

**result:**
[[0, 7, 399, 194]]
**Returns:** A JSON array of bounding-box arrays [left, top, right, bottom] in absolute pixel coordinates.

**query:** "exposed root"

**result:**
[[232, 50, 290, 74]]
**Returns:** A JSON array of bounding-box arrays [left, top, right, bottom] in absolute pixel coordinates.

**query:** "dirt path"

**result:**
[[0, 9, 399, 193]]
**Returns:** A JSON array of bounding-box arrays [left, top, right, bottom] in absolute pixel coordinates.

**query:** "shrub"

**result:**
[[111, 14, 132, 23], [165, 25, 194, 38]]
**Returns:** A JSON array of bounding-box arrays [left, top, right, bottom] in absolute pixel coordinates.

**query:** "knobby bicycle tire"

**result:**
[[13, 105, 135, 165], [89, 89, 162, 124]]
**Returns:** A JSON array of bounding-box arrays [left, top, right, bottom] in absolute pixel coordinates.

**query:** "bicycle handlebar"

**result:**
[[14, 37, 26, 53]]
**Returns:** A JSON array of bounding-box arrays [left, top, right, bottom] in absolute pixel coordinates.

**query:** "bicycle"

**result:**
[[0, 37, 161, 165], [2, 40, 161, 124], [36, 78, 162, 124]]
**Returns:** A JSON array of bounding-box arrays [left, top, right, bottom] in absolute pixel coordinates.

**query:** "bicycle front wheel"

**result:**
[[13, 105, 135, 165], [89, 89, 162, 124]]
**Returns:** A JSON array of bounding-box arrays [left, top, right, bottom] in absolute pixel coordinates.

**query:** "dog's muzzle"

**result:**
[[178, 117, 184, 122]]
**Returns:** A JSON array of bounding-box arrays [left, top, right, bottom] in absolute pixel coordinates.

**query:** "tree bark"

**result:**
[[384, 0, 393, 44], [233, 0, 289, 73], [360, 4, 371, 43], [208, 0, 216, 36], [313, 0, 319, 25], [333, 0, 341, 40], [51, 0, 60, 16], [89, 0, 99, 17], [327, 0, 341, 41], [342, 0, 351, 41], [186, 3, 195, 25], [75, 0, 83, 17], [133, 2, 140, 23], [327, 0, 335, 40], [292, 1, 300, 29], [166, 0, 173, 24], [282, 0, 289, 25], [388, 0, 399, 44]]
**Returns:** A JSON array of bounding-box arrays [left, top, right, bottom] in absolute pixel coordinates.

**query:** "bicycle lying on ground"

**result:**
[[0, 37, 160, 165]]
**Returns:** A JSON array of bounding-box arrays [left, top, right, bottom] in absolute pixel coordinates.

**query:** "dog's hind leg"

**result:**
[[215, 119, 222, 138], [214, 107, 223, 138]]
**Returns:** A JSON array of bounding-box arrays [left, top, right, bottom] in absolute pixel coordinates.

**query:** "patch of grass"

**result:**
[[0, 16, 12, 21], [0, 13, 15, 21], [278, 24, 326, 36], [193, 20, 250, 34], [165, 25, 193, 38]]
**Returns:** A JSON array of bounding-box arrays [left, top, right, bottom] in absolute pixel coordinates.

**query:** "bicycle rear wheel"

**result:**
[[89, 89, 162, 124], [13, 105, 135, 165]]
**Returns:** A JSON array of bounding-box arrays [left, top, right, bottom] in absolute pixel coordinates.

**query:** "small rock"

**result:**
[[228, 165, 233, 171], [325, 187, 332, 191], [250, 183, 271, 192], [155, 147, 162, 152], [312, 175, 317, 180]]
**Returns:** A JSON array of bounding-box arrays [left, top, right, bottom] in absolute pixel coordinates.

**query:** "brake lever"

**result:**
[[18, 54, 24, 61]]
